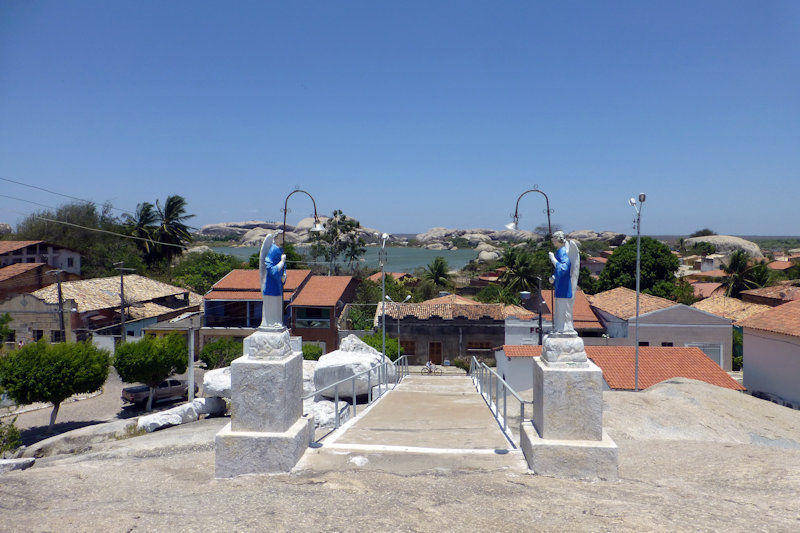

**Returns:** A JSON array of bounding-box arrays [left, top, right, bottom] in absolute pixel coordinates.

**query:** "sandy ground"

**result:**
[[2, 378, 800, 531]]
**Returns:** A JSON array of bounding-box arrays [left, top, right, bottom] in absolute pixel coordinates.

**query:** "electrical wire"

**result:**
[[0, 176, 136, 215]]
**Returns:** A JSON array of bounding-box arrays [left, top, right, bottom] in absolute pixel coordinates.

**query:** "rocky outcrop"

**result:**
[[314, 335, 395, 399], [199, 221, 284, 238], [0, 457, 34, 474], [136, 397, 227, 433], [684, 235, 763, 259], [567, 230, 627, 246], [0, 223, 12, 236], [477, 250, 501, 263], [184, 245, 213, 255], [415, 227, 541, 248]]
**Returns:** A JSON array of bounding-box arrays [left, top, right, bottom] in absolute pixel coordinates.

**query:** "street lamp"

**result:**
[[629, 192, 646, 391], [379, 233, 389, 391], [282, 189, 324, 248], [507, 187, 555, 327]]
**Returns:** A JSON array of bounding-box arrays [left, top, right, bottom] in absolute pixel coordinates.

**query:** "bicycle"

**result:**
[[419, 365, 443, 376]]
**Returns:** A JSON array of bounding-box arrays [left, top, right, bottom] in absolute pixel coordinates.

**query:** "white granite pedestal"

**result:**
[[520, 333, 618, 481], [215, 328, 313, 478]]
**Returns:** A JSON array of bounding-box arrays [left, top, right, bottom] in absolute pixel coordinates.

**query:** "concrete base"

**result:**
[[533, 358, 604, 441], [214, 415, 314, 478], [520, 421, 618, 481]]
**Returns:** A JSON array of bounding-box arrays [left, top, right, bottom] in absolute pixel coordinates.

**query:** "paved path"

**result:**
[[302, 374, 527, 473]]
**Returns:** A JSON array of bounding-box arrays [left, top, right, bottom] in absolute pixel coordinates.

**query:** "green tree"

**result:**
[[360, 333, 403, 361], [349, 276, 410, 330], [411, 279, 439, 302], [475, 284, 520, 304], [309, 210, 364, 273], [0, 416, 21, 453], [721, 250, 769, 297], [154, 195, 195, 263], [578, 266, 598, 295], [424, 256, 451, 288], [0, 341, 110, 431], [113, 334, 188, 411], [199, 337, 242, 369], [690, 228, 717, 237], [249, 242, 305, 269], [597, 237, 680, 293], [0, 313, 12, 343], [498, 245, 552, 293], [170, 251, 244, 293], [690, 241, 716, 256], [124, 202, 159, 261]]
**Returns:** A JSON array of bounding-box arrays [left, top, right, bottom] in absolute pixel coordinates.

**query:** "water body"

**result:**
[[209, 245, 478, 272]]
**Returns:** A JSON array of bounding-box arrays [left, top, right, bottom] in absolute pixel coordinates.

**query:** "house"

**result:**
[[689, 281, 725, 300], [495, 345, 745, 393], [204, 269, 312, 327], [740, 285, 800, 307], [589, 287, 734, 370], [691, 295, 770, 322], [288, 275, 359, 353], [0, 274, 200, 345], [0, 263, 76, 302], [507, 290, 605, 344], [737, 300, 800, 408], [0, 241, 82, 275]]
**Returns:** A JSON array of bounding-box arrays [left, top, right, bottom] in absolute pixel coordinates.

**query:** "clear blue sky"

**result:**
[[1, 1, 798, 235]]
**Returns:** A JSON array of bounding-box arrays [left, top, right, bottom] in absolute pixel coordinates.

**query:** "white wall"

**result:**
[[743, 329, 800, 406], [494, 351, 535, 392], [504, 318, 545, 346]]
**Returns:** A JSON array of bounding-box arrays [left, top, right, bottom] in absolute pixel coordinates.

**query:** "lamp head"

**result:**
[[628, 197, 636, 207], [638, 193, 646, 203], [505, 219, 519, 231], [310, 219, 325, 233], [403, 295, 412, 302]]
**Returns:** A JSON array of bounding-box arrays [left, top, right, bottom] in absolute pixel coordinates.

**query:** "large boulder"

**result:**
[[184, 245, 213, 255], [477, 250, 501, 263], [303, 398, 351, 428], [416, 227, 456, 242], [475, 242, 499, 253], [199, 221, 285, 238], [567, 230, 627, 246], [462, 232, 493, 245], [313, 335, 396, 399], [302, 360, 317, 396], [0, 458, 34, 474], [203, 367, 231, 398], [684, 235, 763, 259], [136, 397, 226, 433]]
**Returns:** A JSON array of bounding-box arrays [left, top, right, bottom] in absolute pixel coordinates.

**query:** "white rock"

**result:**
[[462, 233, 493, 244], [684, 235, 763, 259], [477, 250, 501, 263], [313, 335, 396, 399], [303, 398, 351, 428], [203, 367, 231, 398], [475, 242, 499, 253], [137, 397, 227, 433], [184, 245, 213, 254], [0, 457, 34, 474], [302, 360, 317, 396], [349, 455, 369, 466]]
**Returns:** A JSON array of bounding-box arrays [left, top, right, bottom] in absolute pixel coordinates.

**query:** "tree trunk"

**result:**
[[146, 386, 155, 411], [48, 402, 61, 433]]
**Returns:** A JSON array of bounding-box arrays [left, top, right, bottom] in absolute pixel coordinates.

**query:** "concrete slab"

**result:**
[[520, 421, 618, 481]]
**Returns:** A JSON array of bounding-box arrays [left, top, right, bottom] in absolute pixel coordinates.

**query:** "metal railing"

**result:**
[[303, 354, 411, 432], [469, 356, 530, 447]]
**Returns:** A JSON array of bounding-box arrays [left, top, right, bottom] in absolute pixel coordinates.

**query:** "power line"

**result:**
[[0, 176, 135, 215]]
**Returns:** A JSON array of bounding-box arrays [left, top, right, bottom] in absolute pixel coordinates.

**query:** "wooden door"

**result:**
[[428, 341, 443, 364]]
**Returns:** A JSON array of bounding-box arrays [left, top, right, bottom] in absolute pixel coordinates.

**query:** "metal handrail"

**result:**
[[469, 356, 530, 446], [303, 354, 411, 430]]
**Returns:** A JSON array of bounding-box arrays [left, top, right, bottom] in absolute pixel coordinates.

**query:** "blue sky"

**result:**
[[1, 1, 798, 235]]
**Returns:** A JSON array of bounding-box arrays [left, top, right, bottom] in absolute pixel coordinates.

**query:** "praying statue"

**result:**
[[259, 232, 287, 330], [548, 231, 581, 334]]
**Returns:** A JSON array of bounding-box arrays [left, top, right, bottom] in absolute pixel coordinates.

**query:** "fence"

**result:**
[[469, 355, 531, 447]]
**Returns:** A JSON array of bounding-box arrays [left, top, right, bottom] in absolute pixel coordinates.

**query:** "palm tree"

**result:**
[[424, 256, 450, 288], [343, 233, 366, 269], [154, 195, 195, 262], [499, 246, 539, 293], [125, 202, 158, 256], [722, 250, 769, 297]]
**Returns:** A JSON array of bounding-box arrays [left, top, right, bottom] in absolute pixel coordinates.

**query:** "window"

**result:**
[[685, 343, 723, 367], [67, 257, 74, 267], [466, 341, 494, 351], [399, 340, 416, 355], [32, 330, 43, 341], [50, 330, 64, 343], [661, 342, 673, 347], [295, 307, 330, 329], [638, 341, 649, 346]]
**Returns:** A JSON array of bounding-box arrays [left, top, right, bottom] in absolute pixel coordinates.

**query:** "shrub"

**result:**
[[302, 344, 324, 361], [199, 337, 242, 369], [0, 416, 21, 454], [360, 333, 402, 361], [0, 341, 110, 431], [114, 334, 188, 411]]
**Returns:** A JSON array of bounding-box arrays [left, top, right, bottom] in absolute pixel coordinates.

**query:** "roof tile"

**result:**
[[736, 300, 800, 338], [589, 287, 676, 319]]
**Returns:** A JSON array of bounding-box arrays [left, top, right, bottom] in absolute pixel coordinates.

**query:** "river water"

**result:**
[[209, 245, 478, 272]]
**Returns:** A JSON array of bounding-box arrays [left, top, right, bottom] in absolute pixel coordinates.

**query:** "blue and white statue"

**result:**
[[259, 232, 287, 330], [548, 231, 581, 334]]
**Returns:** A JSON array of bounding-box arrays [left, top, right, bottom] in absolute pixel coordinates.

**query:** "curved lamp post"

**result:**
[[506, 187, 555, 334], [629, 193, 646, 391], [282, 189, 324, 247]]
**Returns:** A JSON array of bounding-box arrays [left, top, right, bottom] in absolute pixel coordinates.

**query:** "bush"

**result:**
[[114, 334, 188, 411], [360, 333, 402, 361], [302, 344, 324, 361], [199, 337, 242, 369], [0, 416, 21, 454], [0, 341, 110, 431], [169, 251, 245, 294]]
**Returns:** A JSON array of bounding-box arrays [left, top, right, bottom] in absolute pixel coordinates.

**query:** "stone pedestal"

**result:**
[[215, 328, 313, 478], [520, 333, 618, 481]]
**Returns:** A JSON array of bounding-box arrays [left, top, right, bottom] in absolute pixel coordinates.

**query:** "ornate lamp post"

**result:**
[[507, 187, 555, 333], [282, 189, 324, 247], [628, 193, 646, 391]]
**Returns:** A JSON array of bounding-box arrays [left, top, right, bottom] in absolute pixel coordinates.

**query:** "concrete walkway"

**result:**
[[300, 374, 527, 473]]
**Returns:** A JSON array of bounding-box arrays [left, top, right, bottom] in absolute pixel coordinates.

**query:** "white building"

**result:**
[[738, 300, 800, 409], [0, 240, 82, 275]]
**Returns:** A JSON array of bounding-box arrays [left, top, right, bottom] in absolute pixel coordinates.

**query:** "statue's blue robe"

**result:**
[[262, 244, 285, 296], [553, 246, 572, 299]]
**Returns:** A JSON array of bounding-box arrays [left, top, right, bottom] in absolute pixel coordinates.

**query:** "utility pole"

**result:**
[[114, 262, 134, 344], [47, 269, 66, 342], [629, 193, 646, 392]]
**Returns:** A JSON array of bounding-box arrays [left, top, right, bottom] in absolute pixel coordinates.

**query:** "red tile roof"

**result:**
[[0, 241, 43, 255], [736, 300, 800, 338], [538, 290, 604, 331], [367, 272, 409, 283], [689, 269, 728, 279], [740, 285, 800, 304], [205, 269, 311, 302], [588, 287, 676, 320], [0, 262, 48, 282], [588, 256, 608, 264], [501, 345, 744, 391], [291, 276, 354, 307], [767, 260, 795, 271], [690, 281, 724, 299]]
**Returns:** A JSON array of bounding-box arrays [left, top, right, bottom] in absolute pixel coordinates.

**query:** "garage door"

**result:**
[[685, 342, 723, 367]]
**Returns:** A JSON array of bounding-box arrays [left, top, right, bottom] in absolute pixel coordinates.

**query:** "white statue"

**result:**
[[258, 232, 287, 330], [548, 231, 580, 334]]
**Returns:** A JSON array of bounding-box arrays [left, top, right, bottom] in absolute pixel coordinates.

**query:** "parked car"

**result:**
[[121, 379, 198, 407]]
